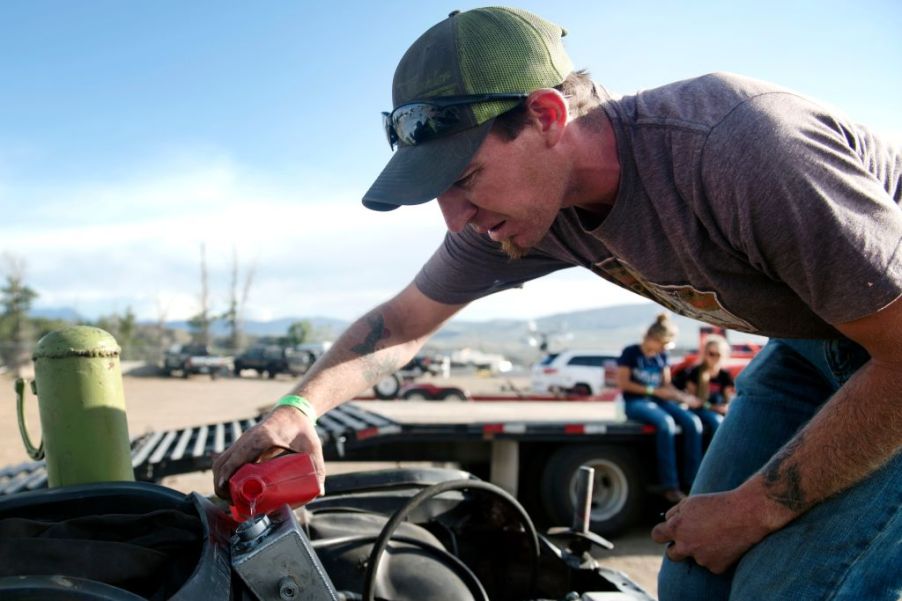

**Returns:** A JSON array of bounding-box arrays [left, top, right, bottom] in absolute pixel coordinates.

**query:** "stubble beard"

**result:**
[[501, 239, 527, 260]]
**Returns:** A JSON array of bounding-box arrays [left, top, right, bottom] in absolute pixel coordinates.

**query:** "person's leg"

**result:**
[[727, 338, 899, 600], [693, 408, 723, 448], [658, 339, 839, 601], [731, 451, 902, 601], [625, 399, 680, 490], [657, 401, 703, 488]]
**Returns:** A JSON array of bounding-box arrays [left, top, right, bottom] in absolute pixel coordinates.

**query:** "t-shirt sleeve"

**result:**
[[413, 227, 573, 305], [718, 369, 734, 388], [701, 92, 902, 325], [673, 364, 698, 390], [617, 345, 638, 368]]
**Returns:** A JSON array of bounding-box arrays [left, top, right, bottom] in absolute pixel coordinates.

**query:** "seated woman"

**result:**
[[617, 313, 703, 504], [674, 335, 735, 446]]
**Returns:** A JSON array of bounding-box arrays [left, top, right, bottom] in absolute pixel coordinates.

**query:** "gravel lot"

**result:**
[[1, 368, 663, 598]]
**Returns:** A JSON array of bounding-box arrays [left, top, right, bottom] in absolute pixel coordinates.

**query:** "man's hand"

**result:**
[[650, 487, 778, 574], [212, 406, 326, 500]]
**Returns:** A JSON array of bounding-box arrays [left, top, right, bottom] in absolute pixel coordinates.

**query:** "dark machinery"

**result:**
[[0, 467, 654, 601]]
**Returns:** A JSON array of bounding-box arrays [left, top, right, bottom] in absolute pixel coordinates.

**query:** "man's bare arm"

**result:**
[[287, 282, 465, 415], [212, 282, 464, 497], [746, 294, 902, 529]]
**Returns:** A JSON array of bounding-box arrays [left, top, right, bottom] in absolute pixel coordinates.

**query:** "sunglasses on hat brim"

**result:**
[[382, 93, 528, 150]]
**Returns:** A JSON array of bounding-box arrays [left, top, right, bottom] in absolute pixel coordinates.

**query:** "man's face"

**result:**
[[436, 124, 567, 259]]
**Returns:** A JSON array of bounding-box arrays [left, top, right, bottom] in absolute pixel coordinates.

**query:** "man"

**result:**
[[213, 7, 901, 600]]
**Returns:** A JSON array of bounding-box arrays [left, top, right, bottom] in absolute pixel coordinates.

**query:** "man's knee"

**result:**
[[658, 555, 732, 601]]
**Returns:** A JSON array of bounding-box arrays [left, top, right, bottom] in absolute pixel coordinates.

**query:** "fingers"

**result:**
[[664, 540, 689, 563], [211, 407, 325, 500], [310, 445, 327, 495], [665, 501, 684, 520], [650, 521, 672, 544]]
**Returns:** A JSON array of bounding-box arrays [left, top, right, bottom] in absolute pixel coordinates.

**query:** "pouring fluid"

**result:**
[[228, 452, 321, 521]]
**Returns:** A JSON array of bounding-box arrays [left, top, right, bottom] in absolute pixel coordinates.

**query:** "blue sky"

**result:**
[[1, 1, 900, 323]]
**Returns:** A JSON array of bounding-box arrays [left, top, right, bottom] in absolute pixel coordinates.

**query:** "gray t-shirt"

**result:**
[[414, 73, 902, 339]]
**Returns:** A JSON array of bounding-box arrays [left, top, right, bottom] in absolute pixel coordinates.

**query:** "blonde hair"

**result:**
[[704, 335, 731, 359], [645, 313, 678, 344]]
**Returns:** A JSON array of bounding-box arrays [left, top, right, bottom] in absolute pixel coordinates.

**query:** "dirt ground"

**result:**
[[0, 367, 664, 598]]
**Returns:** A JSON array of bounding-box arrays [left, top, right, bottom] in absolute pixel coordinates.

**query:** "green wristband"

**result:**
[[275, 395, 318, 424], [645, 385, 655, 396]]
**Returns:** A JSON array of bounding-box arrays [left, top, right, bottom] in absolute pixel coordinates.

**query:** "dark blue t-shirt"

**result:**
[[618, 344, 669, 401]]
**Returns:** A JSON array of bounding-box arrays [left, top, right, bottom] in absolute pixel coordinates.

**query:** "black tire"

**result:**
[[233, 363, 243, 377], [439, 388, 467, 401], [373, 374, 402, 399], [540, 445, 642, 537], [401, 389, 430, 400], [570, 383, 592, 396]]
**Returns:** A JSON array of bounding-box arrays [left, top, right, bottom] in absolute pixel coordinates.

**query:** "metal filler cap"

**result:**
[[34, 325, 121, 360]]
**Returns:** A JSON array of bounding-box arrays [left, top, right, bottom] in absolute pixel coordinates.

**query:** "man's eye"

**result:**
[[455, 170, 476, 188]]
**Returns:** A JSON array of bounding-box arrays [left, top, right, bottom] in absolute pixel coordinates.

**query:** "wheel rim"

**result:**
[[568, 458, 629, 522], [374, 377, 399, 396]]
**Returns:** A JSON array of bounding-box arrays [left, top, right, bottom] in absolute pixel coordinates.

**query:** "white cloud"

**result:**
[[1, 156, 448, 321], [2, 152, 654, 323]]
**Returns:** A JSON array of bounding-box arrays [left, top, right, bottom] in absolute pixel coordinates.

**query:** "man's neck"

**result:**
[[565, 108, 621, 215]]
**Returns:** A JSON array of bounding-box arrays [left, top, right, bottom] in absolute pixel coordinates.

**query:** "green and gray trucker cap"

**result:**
[[362, 7, 573, 211]]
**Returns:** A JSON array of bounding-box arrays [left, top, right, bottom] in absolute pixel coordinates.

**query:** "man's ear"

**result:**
[[525, 88, 568, 145]]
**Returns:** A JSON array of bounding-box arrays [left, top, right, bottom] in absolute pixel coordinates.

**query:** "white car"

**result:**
[[531, 349, 620, 396]]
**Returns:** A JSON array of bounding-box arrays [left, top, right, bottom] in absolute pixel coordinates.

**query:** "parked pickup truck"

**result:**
[[161, 343, 231, 379], [233, 344, 318, 379]]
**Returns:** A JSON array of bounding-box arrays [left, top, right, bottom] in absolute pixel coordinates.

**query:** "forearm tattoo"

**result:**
[[762, 432, 808, 513], [350, 313, 400, 383]]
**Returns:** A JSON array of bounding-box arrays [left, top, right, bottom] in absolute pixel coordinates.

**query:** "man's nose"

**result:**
[[437, 191, 476, 233]]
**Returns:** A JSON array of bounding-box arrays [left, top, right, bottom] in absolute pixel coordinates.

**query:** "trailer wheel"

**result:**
[[439, 388, 467, 401], [569, 383, 592, 396], [373, 374, 402, 399], [541, 445, 642, 537]]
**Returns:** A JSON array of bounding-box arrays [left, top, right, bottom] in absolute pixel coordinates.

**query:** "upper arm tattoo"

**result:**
[[349, 312, 400, 383], [350, 314, 389, 356]]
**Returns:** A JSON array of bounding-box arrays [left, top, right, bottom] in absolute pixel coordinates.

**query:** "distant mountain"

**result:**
[[29, 307, 83, 322], [30, 303, 766, 365], [426, 303, 766, 365], [162, 316, 349, 339]]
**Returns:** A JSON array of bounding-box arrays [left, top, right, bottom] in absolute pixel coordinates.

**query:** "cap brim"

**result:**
[[362, 120, 494, 211]]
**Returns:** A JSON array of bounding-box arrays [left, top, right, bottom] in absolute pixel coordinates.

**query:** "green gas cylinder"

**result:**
[[16, 326, 134, 487]]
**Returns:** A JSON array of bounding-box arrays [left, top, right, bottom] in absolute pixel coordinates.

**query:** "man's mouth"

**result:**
[[487, 221, 507, 241]]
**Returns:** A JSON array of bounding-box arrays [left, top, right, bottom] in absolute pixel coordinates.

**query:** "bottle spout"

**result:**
[[240, 475, 266, 502]]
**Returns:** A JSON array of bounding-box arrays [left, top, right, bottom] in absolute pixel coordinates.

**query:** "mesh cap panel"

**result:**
[[457, 7, 573, 124]]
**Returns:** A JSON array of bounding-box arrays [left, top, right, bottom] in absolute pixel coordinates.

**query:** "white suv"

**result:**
[[531, 350, 620, 396]]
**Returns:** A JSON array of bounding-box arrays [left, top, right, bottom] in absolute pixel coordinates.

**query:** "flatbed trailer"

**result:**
[[1, 398, 661, 535]]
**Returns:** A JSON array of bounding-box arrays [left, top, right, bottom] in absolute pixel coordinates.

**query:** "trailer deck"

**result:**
[[1, 400, 650, 496]]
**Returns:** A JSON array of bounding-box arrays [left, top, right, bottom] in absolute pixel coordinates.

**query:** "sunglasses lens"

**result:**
[[382, 112, 398, 149], [390, 103, 466, 147]]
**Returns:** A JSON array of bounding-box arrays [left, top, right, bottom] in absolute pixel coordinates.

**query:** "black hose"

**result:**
[[361, 479, 540, 601]]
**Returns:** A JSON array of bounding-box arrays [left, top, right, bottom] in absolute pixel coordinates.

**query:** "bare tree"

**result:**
[[223, 246, 256, 353], [188, 243, 213, 346]]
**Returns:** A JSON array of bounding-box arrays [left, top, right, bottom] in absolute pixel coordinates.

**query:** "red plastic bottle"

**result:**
[[229, 452, 322, 521]]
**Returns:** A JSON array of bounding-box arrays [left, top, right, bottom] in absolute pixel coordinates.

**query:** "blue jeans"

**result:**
[[625, 397, 703, 490], [659, 338, 902, 600], [692, 408, 723, 447]]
